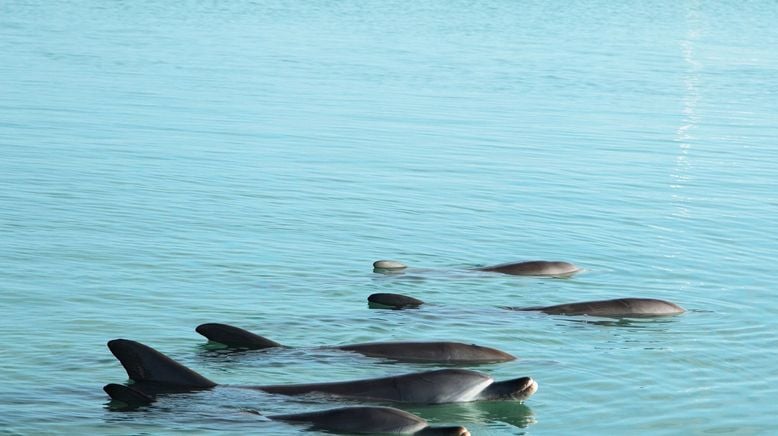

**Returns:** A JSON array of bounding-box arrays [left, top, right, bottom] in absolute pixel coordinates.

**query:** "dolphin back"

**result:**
[[270, 406, 429, 433], [255, 369, 494, 404], [368, 293, 425, 309], [107, 339, 216, 388], [533, 298, 685, 317], [479, 260, 579, 276], [271, 405, 470, 435], [195, 323, 284, 349], [338, 341, 516, 363]]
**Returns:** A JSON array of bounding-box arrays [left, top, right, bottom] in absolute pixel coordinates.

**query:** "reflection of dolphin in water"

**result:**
[[373, 259, 580, 277], [104, 384, 469, 435], [106, 339, 538, 404], [196, 323, 515, 363], [410, 401, 536, 431], [368, 293, 685, 318]]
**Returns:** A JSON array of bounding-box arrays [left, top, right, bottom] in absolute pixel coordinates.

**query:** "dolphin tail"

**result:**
[[107, 339, 216, 388], [195, 323, 283, 350]]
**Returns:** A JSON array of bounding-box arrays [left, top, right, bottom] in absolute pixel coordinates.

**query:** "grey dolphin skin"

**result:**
[[509, 297, 686, 317], [196, 323, 283, 350], [271, 406, 470, 435], [107, 339, 537, 404], [196, 323, 515, 363], [369, 292, 427, 310], [368, 292, 424, 309], [373, 259, 580, 277], [373, 259, 409, 271], [367, 293, 685, 318], [103, 384, 469, 435], [477, 260, 580, 277]]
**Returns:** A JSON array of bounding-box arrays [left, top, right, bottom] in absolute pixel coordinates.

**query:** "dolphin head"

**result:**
[[477, 376, 538, 401], [416, 426, 471, 436]]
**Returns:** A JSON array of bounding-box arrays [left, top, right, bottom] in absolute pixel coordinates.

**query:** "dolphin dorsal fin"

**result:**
[[107, 339, 216, 388], [195, 323, 283, 349]]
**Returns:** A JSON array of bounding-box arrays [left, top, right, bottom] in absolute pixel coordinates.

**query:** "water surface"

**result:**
[[2, 0, 777, 434]]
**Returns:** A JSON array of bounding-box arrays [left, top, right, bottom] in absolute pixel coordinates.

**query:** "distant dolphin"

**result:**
[[196, 323, 515, 363], [507, 298, 685, 317], [367, 293, 685, 318], [368, 292, 427, 310], [373, 259, 580, 277], [477, 260, 580, 277], [104, 384, 469, 435], [368, 292, 424, 309], [373, 259, 409, 270], [107, 339, 537, 404]]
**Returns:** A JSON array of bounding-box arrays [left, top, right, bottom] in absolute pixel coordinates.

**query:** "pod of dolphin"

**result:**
[[104, 259, 685, 434]]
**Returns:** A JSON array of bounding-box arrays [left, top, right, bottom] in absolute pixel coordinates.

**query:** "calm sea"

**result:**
[[2, 0, 777, 434]]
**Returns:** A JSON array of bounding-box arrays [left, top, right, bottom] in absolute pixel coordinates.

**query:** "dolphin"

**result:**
[[196, 323, 515, 363], [104, 384, 469, 435], [368, 292, 424, 309], [107, 339, 537, 404], [367, 293, 685, 318], [507, 298, 686, 317], [373, 259, 580, 277], [373, 259, 409, 271], [476, 260, 580, 277], [270, 406, 471, 435], [369, 292, 427, 310]]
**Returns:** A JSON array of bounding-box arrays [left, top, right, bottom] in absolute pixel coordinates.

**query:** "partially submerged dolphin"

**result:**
[[107, 339, 537, 404], [507, 298, 686, 317], [368, 292, 424, 309], [367, 293, 685, 318], [477, 260, 580, 277], [196, 323, 515, 363], [271, 406, 470, 435], [104, 384, 469, 435], [373, 259, 580, 277], [368, 292, 428, 310]]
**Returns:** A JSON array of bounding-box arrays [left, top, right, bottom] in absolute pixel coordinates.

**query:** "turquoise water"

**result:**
[[2, 0, 778, 434]]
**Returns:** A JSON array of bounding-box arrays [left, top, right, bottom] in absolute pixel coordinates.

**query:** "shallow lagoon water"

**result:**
[[2, 0, 778, 434]]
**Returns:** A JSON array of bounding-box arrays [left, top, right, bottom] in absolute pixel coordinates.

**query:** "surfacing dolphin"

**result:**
[[104, 384, 469, 435], [270, 406, 471, 435], [107, 339, 537, 404], [367, 293, 685, 317], [373, 259, 580, 277], [477, 260, 580, 277], [368, 292, 425, 309], [196, 323, 515, 363], [369, 292, 428, 310], [507, 297, 685, 317]]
